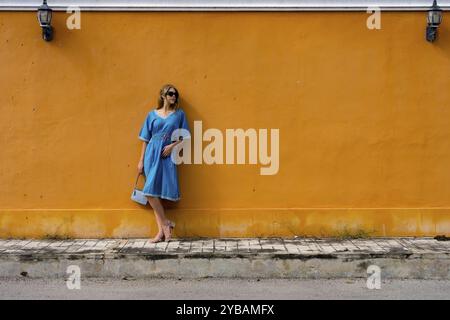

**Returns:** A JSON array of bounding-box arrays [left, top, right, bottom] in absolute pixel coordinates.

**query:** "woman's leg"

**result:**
[[147, 196, 174, 241], [148, 196, 168, 225], [147, 196, 167, 242]]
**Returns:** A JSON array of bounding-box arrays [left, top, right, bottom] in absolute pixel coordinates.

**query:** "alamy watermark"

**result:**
[[366, 7, 381, 30], [66, 6, 81, 30], [366, 265, 381, 290], [169, 121, 280, 176], [66, 265, 81, 290]]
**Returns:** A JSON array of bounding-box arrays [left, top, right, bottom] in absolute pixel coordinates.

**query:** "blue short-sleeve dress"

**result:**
[[138, 107, 191, 201]]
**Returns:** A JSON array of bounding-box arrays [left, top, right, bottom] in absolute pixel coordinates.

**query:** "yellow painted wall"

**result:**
[[0, 11, 449, 238]]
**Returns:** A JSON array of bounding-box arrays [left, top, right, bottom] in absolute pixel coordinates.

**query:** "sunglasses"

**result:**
[[166, 91, 178, 98]]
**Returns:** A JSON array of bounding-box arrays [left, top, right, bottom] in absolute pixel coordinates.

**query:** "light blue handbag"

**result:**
[[131, 173, 148, 205]]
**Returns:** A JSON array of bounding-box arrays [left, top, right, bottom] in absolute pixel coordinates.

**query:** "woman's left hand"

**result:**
[[161, 143, 175, 158]]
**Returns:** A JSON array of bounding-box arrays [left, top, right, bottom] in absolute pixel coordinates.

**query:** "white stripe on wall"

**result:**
[[0, 0, 449, 11]]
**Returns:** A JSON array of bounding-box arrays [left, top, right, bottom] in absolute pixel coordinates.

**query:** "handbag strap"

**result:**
[[134, 172, 145, 188]]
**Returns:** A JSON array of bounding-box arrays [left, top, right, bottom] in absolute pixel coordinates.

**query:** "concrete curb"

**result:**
[[1, 251, 449, 280]]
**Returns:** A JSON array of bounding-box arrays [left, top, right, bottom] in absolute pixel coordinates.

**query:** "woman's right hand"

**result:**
[[137, 160, 144, 174]]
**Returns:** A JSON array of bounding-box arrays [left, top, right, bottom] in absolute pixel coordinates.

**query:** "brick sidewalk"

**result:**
[[0, 237, 448, 257], [1, 238, 448, 279]]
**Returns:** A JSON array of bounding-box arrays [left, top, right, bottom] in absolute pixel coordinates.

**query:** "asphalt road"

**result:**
[[0, 278, 449, 300]]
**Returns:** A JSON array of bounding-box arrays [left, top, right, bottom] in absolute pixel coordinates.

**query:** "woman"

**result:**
[[137, 84, 190, 243]]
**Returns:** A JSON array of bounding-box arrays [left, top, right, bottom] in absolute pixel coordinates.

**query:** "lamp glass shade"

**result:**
[[37, 6, 52, 26], [428, 9, 443, 25]]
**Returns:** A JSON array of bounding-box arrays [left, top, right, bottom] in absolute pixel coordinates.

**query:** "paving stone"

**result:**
[[166, 241, 181, 250], [154, 242, 169, 252], [64, 241, 88, 253], [307, 242, 321, 252], [284, 245, 300, 254], [237, 240, 250, 251], [225, 240, 238, 252], [48, 241, 65, 248], [214, 240, 227, 251]]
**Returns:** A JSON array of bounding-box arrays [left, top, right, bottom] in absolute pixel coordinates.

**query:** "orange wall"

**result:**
[[0, 11, 449, 238]]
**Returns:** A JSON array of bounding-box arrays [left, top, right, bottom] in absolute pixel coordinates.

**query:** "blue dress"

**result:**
[[138, 107, 191, 201]]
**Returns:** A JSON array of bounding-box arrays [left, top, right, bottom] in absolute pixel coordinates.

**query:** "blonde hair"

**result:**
[[157, 84, 180, 110]]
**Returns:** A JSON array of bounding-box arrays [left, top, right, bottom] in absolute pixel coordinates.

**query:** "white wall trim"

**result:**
[[0, 1, 449, 11]]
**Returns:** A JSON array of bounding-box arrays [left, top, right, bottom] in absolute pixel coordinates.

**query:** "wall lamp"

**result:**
[[426, 0, 443, 42], [37, 0, 53, 41]]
